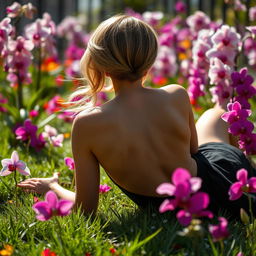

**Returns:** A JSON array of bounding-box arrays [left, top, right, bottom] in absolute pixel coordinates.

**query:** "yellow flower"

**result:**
[[178, 39, 191, 49], [0, 245, 14, 256], [178, 52, 187, 60]]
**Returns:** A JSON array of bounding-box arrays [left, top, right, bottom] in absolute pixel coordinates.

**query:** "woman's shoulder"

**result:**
[[159, 84, 190, 105]]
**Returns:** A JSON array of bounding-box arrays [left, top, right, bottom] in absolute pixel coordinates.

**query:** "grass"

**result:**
[[0, 118, 255, 256]]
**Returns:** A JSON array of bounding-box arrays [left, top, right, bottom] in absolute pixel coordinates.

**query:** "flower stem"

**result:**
[[55, 217, 68, 256], [13, 170, 18, 220], [17, 76, 23, 109]]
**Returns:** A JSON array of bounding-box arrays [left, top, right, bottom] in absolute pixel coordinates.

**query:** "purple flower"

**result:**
[[99, 184, 112, 193], [221, 101, 251, 124], [15, 119, 38, 141], [33, 191, 74, 221], [229, 168, 256, 200], [0, 151, 30, 176], [156, 168, 213, 226], [175, 1, 186, 13], [209, 217, 229, 242], [64, 157, 75, 170], [229, 119, 254, 136], [231, 68, 254, 88]]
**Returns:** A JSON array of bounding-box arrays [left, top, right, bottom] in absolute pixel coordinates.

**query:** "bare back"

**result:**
[[74, 84, 198, 197]]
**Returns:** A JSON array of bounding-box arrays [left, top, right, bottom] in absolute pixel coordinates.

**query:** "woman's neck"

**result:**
[[111, 77, 144, 96]]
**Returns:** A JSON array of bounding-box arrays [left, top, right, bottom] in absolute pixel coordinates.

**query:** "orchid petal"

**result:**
[[33, 201, 52, 221], [190, 177, 202, 192], [57, 200, 74, 216], [172, 168, 191, 185], [188, 192, 209, 213], [229, 182, 243, 200], [11, 151, 19, 163], [156, 183, 175, 196], [175, 181, 191, 198], [0, 166, 12, 176], [17, 166, 30, 176], [177, 210, 192, 226], [45, 191, 58, 209], [159, 199, 177, 213], [248, 177, 256, 192], [1, 159, 12, 167], [237, 169, 248, 184]]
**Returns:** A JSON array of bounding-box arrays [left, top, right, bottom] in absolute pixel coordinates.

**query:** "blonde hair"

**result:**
[[68, 14, 158, 111]]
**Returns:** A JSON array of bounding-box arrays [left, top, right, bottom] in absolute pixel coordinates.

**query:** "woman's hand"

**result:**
[[17, 172, 59, 194]]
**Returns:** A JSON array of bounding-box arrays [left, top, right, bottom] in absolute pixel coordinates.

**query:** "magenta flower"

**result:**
[[156, 168, 213, 226], [29, 110, 39, 118], [231, 68, 254, 88], [236, 253, 244, 256], [229, 119, 254, 136], [99, 184, 112, 193], [15, 119, 38, 142], [0, 151, 30, 176], [229, 169, 256, 200], [33, 191, 74, 221], [64, 157, 75, 170], [175, 1, 186, 13], [221, 101, 251, 124], [209, 217, 229, 242]]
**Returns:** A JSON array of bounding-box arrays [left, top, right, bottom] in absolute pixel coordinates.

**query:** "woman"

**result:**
[[18, 15, 255, 218]]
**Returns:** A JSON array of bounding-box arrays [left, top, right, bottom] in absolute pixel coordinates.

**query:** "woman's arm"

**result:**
[[72, 113, 100, 214], [18, 113, 100, 215]]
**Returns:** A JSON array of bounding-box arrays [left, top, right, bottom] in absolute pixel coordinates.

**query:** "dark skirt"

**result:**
[[112, 142, 256, 219], [192, 142, 256, 218]]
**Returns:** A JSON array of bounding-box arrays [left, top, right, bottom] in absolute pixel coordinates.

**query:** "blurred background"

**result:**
[[0, 0, 252, 31]]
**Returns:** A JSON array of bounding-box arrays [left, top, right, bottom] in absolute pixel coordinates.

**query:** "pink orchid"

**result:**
[[33, 191, 74, 221], [42, 125, 57, 138], [209, 217, 229, 242], [186, 11, 210, 32], [99, 184, 112, 193], [175, 1, 186, 13], [29, 110, 39, 118], [25, 19, 51, 47], [51, 134, 64, 147], [246, 26, 256, 37], [15, 119, 38, 141], [64, 157, 75, 170], [208, 58, 231, 85], [211, 25, 241, 49], [221, 101, 251, 124], [142, 11, 163, 27], [0, 151, 30, 176], [156, 168, 212, 226], [229, 169, 256, 200], [6, 2, 22, 18], [249, 6, 256, 22], [206, 47, 236, 66], [236, 253, 244, 256]]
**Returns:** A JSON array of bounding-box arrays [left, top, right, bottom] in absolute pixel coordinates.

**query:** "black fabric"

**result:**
[[112, 142, 256, 219], [192, 142, 256, 219]]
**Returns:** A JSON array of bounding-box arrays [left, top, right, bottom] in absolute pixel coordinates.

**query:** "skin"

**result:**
[[18, 76, 230, 214]]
